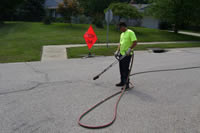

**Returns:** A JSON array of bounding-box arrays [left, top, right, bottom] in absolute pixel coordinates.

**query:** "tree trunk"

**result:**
[[173, 24, 179, 34], [174, 28, 178, 34]]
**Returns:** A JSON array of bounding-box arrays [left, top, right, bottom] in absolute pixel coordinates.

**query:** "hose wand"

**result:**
[[93, 55, 126, 80]]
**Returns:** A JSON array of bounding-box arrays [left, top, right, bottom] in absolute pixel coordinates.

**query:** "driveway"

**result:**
[[0, 48, 200, 133]]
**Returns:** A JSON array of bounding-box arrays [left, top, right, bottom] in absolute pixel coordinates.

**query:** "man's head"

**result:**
[[119, 22, 127, 32]]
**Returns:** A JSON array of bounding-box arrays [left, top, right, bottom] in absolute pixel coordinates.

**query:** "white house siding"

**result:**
[[44, 0, 62, 8], [44, 0, 62, 18], [141, 16, 159, 29], [132, 4, 159, 29]]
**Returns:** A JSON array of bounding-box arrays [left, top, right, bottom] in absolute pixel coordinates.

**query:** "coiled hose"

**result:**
[[78, 54, 200, 129]]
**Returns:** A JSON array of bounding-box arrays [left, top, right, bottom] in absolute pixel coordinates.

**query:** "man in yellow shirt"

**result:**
[[115, 22, 137, 89]]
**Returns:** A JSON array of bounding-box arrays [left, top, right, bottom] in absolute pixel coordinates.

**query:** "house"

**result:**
[[44, 0, 62, 17], [131, 4, 159, 29]]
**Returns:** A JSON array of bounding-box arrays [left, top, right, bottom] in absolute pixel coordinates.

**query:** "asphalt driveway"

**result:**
[[0, 48, 200, 133]]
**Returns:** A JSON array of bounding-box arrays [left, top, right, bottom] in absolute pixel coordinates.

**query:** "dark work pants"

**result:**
[[119, 55, 131, 84]]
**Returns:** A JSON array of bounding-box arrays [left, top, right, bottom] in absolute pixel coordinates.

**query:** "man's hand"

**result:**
[[114, 50, 120, 57], [126, 48, 132, 56]]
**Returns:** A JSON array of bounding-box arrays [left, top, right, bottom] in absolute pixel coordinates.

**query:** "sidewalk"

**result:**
[[179, 31, 200, 37], [41, 41, 200, 62]]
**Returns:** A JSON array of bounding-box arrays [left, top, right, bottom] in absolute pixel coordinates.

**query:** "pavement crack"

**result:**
[[12, 117, 54, 133], [0, 80, 74, 96], [25, 62, 49, 82], [0, 83, 43, 96], [12, 122, 27, 132]]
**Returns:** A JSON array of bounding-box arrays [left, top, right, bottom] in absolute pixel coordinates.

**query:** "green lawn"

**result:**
[[1, 22, 200, 63], [67, 43, 200, 58]]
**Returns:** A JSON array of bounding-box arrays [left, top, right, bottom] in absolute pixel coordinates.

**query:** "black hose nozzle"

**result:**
[[93, 75, 99, 80]]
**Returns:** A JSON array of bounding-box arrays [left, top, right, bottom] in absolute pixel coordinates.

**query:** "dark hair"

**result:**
[[119, 22, 127, 28]]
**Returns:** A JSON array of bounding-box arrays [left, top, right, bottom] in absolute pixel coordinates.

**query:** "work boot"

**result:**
[[115, 82, 125, 87], [121, 84, 130, 91]]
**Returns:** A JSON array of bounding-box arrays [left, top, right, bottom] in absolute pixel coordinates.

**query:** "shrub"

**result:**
[[159, 21, 171, 30], [93, 19, 104, 28], [93, 14, 104, 28], [52, 17, 66, 23], [43, 16, 52, 25], [79, 15, 91, 24]]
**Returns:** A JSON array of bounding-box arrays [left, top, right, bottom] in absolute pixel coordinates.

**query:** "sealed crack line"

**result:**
[[0, 80, 74, 96], [130, 66, 200, 76], [0, 83, 42, 96]]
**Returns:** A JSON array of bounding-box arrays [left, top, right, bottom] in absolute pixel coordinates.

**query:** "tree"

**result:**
[[79, 0, 131, 17], [78, 0, 140, 28], [0, 0, 24, 23], [189, 0, 200, 28], [79, 0, 118, 28], [148, 0, 200, 33], [105, 2, 142, 24], [14, 0, 45, 21], [57, 0, 83, 23]]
